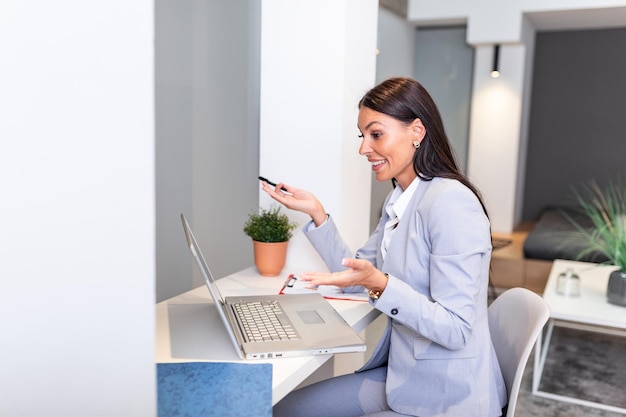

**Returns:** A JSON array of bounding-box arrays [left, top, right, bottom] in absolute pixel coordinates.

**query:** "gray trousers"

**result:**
[[272, 366, 413, 417]]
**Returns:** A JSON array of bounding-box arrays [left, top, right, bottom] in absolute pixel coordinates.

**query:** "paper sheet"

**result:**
[[279, 274, 369, 302]]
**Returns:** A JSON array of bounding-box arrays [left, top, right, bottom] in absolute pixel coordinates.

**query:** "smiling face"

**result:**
[[357, 106, 425, 190]]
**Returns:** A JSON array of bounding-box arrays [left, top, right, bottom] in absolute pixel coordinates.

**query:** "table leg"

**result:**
[[532, 318, 554, 394]]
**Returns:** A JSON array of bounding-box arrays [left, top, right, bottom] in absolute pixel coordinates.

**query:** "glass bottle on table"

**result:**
[[556, 268, 580, 297]]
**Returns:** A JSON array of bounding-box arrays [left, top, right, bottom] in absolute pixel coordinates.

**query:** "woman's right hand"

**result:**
[[260, 181, 327, 226]]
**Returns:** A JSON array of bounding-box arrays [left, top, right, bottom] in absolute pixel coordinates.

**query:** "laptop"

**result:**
[[180, 214, 366, 360]]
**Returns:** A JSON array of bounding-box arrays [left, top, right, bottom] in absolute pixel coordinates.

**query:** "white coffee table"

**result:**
[[533, 259, 626, 414]]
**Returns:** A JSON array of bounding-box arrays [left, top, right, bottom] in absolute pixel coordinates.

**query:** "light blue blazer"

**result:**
[[304, 177, 507, 417]]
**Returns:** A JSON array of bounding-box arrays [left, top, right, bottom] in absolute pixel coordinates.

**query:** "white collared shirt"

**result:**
[[382, 177, 420, 259]]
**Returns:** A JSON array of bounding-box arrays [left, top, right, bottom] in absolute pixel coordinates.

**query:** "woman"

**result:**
[[264, 77, 506, 417]]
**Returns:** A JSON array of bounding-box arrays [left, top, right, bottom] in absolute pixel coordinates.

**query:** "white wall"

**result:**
[[259, 0, 379, 377], [259, 0, 378, 270], [0, 1, 155, 416]]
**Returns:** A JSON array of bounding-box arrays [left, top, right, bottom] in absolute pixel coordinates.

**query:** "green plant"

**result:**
[[243, 205, 298, 243], [564, 179, 626, 270]]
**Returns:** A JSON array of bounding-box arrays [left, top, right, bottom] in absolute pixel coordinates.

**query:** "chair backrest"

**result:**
[[488, 287, 550, 417]]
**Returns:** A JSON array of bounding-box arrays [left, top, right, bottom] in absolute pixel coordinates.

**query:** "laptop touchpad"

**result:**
[[297, 310, 325, 324]]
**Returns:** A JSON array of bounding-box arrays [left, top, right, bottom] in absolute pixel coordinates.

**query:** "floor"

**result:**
[[490, 227, 553, 295], [515, 350, 624, 417]]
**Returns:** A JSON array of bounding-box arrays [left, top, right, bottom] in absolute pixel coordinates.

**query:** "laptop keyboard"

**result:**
[[233, 300, 301, 343]]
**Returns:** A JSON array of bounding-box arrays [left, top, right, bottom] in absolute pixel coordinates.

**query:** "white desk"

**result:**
[[533, 259, 626, 414], [156, 267, 381, 405]]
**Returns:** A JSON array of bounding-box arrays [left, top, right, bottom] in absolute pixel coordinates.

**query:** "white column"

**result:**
[[467, 18, 536, 232], [0, 1, 156, 415], [259, 0, 379, 270]]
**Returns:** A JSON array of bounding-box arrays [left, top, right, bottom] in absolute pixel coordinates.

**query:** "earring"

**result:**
[[413, 141, 420, 149]]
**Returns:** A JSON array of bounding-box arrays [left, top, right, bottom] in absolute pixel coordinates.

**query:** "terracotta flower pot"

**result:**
[[252, 240, 288, 277]]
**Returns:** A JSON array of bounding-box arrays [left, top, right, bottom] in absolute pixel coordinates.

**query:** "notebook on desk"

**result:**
[[180, 214, 366, 360]]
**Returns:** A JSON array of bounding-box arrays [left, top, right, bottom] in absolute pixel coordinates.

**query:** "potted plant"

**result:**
[[563, 178, 626, 306], [243, 205, 298, 276]]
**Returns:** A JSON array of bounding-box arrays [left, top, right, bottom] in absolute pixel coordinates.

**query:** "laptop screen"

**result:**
[[181, 214, 226, 305]]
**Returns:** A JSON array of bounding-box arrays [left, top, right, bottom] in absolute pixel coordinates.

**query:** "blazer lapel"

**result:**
[[382, 179, 432, 269]]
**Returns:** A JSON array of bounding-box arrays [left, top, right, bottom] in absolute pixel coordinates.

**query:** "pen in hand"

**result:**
[[258, 176, 288, 192]]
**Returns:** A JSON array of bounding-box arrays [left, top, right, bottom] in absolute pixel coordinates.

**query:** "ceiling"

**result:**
[[526, 7, 626, 32], [380, 0, 626, 32]]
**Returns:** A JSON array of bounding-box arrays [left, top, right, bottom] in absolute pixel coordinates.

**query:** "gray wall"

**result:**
[[414, 26, 473, 175], [522, 27, 626, 221], [155, 0, 260, 301]]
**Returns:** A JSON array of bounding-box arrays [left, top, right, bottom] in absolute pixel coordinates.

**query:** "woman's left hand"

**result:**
[[300, 258, 388, 291]]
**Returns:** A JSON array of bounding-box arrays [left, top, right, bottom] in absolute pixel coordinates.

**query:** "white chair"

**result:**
[[488, 287, 550, 417]]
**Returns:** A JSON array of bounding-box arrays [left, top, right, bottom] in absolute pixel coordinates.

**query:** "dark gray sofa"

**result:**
[[522, 206, 609, 263]]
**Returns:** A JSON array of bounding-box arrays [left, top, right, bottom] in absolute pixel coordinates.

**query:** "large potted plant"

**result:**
[[243, 205, 298, 276], [564, 179, 626, 306]]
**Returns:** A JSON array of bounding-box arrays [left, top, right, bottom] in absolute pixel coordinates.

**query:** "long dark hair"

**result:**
[[359, 77, 488, 217]]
